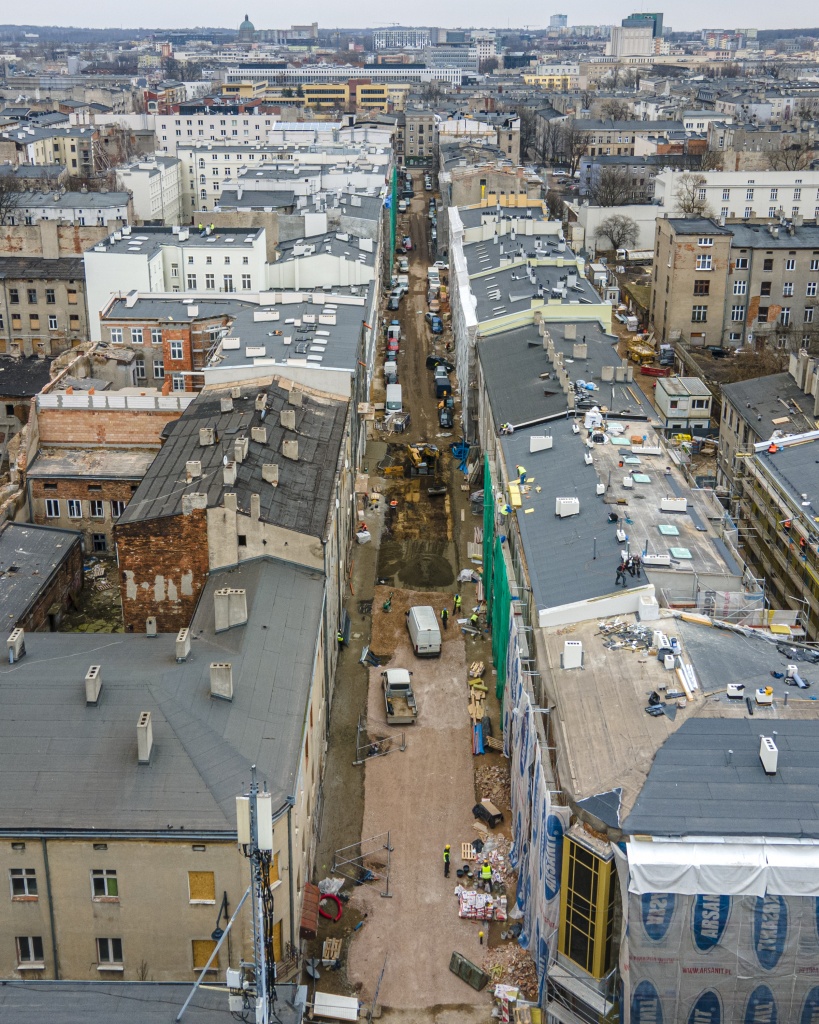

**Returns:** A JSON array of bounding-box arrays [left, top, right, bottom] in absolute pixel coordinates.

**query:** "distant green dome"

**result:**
[[239, 13, 255, 31]]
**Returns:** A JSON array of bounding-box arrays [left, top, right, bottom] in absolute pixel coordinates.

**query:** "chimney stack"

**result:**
[[251, 426, 267, 444], [137, 712, 153, 764], [283, 440, 299, 461], [214, 588, 248, 632], [176, 628, 190, 662], [262, 464, 279, 485], [220, 396, 234, 413], [85, 665, 102, 705], [255, 392, 267, 411], [210, 662, 234, 701], [280, 408, 296, 431], [223, 462, 237, 487], [186, 460, 202, 481], [7, 628, 25, 663]]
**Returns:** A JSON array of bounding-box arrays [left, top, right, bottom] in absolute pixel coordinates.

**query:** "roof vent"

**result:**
[[223, 462, 237, 487], [262, 464, 279, 485], [220, 396, 234, 413], [283, 439, 299, 461], [255, 391, 267, 411], [288, 388, 303, 408], [210, 662, 234, 701], [186, 460, 202, 481], [137, 712, 153, 764], [176, 628, 191, 662], [199, 427, 216, 446], [85, 665, 102, 705], [251, 426, 267, 444], [234, 436, 249, 463], [760, 735, 778, 775], [562, 641, 583, 670], [7, 628, 25, 663], [280, 408, 296, 431]]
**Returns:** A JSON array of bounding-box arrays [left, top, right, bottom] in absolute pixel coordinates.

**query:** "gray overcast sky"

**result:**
[[13, 3, 815, 32]]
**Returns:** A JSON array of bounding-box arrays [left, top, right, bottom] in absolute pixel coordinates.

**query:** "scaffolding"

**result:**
[[353, 712, 406, 766], [332, 832, 394, 898]]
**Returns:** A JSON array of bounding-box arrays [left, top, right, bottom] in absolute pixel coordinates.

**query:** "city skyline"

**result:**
[[2, 5, 817, 33]]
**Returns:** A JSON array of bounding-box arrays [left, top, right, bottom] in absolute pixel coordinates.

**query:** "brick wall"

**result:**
[[116, 510, 209, 633], [30, 478, 140, 552], [20, 534, 83, 631], [37, 408, 181, 447]]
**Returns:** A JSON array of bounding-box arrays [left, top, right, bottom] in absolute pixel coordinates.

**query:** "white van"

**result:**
[[406, 605, 442, 657], [385, 383, 403, 413]]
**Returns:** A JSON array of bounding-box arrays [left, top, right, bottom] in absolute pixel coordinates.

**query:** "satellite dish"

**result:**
[[211, 928, 224, 942]]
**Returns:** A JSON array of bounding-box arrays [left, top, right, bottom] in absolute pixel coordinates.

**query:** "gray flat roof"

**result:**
[[721, 372, 814, 441], [0, 355, 53, 397], [27, 449, 156, 479], [0, 522, 81, 628], [105, 296, 244, 323], [0, 981, 303, 1023], [758, 434, 819, 510], [667, 217, 733, 236], [96, 225, 264, 257], [217, 189, 296, 210], [0, 256, 84, 280], [0, 558, 324, 832], [118, 378, 347, 537], [16, 190, 130, 209], [729, 222, 819, 249], [470, 261, 600, 322], [276, 233, 376, 266], [478, 321, 624, 426], [624, 718, 819, 838]]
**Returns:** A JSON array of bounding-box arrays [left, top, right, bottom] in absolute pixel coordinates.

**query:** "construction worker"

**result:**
[[453, 593, 462, 615], [516, 464, 527, 485], [441, 607, 449, 630], [443, 845, 451, 877], [470, 612, 479, 630], [615, 562, 628, 587], [337, 630, 345, 648], [481, 860, 492, 892]]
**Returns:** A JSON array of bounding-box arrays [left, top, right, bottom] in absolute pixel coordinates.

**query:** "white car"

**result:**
[[398, 199, 407, 212], [432, 260, 448, 270]]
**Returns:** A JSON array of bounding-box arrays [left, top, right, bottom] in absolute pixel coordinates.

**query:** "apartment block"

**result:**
[[0, 257, 88, 357]]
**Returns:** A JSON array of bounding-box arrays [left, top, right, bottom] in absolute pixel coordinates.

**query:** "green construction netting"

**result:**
[[491, 537, 511, 700], [482, 454, 495, 600]]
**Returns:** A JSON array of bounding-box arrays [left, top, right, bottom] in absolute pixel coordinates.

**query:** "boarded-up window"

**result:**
[[269, 853, 279, 884], [188, 871, 215, 903], [192, 939, 218, 971]]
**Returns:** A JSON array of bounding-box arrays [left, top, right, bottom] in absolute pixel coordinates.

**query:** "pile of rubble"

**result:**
[[483, 944, 538, 1001], [597, 618, 654, 653], [475, 761, 511, 810]]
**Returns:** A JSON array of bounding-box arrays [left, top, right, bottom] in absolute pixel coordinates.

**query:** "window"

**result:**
[[192, 939, 219, 972], [10, 868, 38, 898], [783, 282, 794, 297], [733, 280, 747, 295], [735, 257, 749, 269], [758, 307, 770, 322], [130, 327, 143, 345], [16, 936, 44, 966], [224, 256, 231, 265], [241, 274, 252, 289], [29, 315, 39, 330], [48, 314, 58, 330], [45, 289, 55, 304], [812, 259, 819, 272], [45, 499, 60, 518], [697, 189, 707, 202], [695, 255, 712, 271], [691, 305, 708, 323], [67, 290, 77, 305], [769, 207, 777, 218], [151, 327, 163, 345], [170, 340, 184, 360], [153, 360, 164, 379], [96, 937, 123, 966], [206, 256, 212, 264], [692, 398, 709, 409], [781, 307, 791, 326], [110, 327, 123, 344], [9, 288, 18, 303], [91, 870, 118, 899], [805, 308, 815, 324], [27, 288, 36, 304], [721, 207, 729, 219], [92, 534, 107, 553], [67, 499, 82, 519], [697, 236, 713, 246], [559, 837, 616, 980], [744, 207, 753, 219], [794, 188, 802, 200], [172, 374, 186, 391], [693, 280, 710, 296], [200, 190, 207, 199], [242, 256, 249, 265], [745, 188, 754, 201], [188, 871, 216, 903], [90, 500, 104, 519], [134, 359, 146, 380], [722, 189, 730, 201], [205, 274, 215, 290], [786, 258, 796, 271], [187, 274, 197, 289], [770, 188, 778, 200], [761, 282, 772, 296], [111, 500, 126, 519], [731, 305, 746, 321], [223, 275, 234, 292]]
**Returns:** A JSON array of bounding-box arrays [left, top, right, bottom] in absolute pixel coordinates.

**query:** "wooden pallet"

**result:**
[[469, 661, 485, 678], [485, 735, 504, 752], [322, 937, 342, 963], [461, 841, 476, 861]]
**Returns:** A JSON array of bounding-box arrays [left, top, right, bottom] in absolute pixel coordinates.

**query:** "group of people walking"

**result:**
[[615, 553, 642, 587]]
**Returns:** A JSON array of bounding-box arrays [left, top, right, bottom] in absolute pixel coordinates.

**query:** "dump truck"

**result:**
[[382, 669, 417, 724], [628, 341, 656, 365]]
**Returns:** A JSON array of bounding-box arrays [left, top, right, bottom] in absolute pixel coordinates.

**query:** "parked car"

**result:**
[[402, 236, 412, 251], [425, 181, 433, 191], [425, 313, 443, 334], [439, 406, 454, 428], [433, 365, 450, 382], [398, 257, 409, 273], [387, 295, 400, 311], [387, 335, 400, 353], [432, 260, 448, 270], [426, 355, 455, 372], [398, 199, 407, 212]]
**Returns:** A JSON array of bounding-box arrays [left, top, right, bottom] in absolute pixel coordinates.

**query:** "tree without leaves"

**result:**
[[767, 142, 814, 171], [672, 173, 713, 218], [532, 119, 562, 168], [588, 166, 635, 206], [558, 120, 592, 175], [594, 214, 639, 252], [601, 99, 632, 120], [545, 191, 565, 221], [0, 174, 25, 226], [517, 107, 539, 160]]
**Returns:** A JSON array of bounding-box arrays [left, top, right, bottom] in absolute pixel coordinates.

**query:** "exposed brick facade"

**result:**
[[37, 407, 182, 447], [19, 534, 83, 632], [30, 478, 140, 552], [116, 510, 209, 633]]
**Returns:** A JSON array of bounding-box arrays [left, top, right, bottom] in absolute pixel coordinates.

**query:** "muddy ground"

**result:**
[[307, 188, 521, 1021]]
